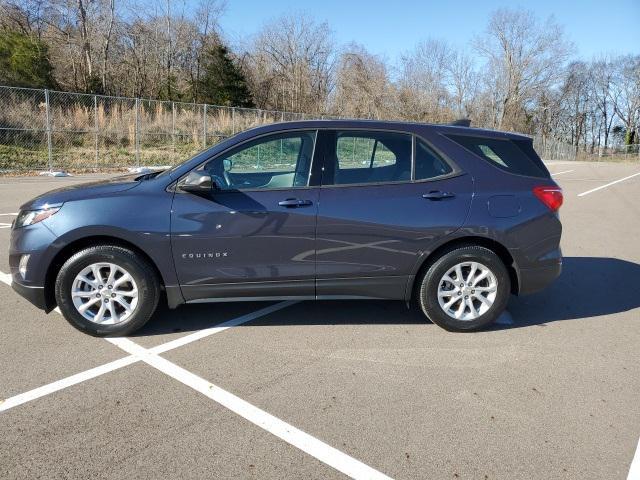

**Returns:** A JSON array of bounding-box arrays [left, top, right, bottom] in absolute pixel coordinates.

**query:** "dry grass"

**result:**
[[0, 91, 312, 174], [2, 89, 637, 175]]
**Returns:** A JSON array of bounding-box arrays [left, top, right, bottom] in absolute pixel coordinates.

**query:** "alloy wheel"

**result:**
[[71, 262, 139, 325], [436, 261, 498, 321]]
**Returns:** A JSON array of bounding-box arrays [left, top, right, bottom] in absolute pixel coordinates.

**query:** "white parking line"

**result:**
[[578, 172, 640, 197], [0, 270, 294, 411], [150, 301, 297, 354], [0, 272, 390, 479], [108, 337, 393, 480], [0, 213, 16, 228], [550, 169, 574, 176], [0, 356, 138, 412], [629, 437, 640, 480]]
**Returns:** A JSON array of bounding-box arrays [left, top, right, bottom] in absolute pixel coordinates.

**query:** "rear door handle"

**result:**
[[422, 191, 455, 200], [278, 198, 313, 208]]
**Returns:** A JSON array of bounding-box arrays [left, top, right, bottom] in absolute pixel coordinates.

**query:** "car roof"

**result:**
[[240, 119, 532, 141]]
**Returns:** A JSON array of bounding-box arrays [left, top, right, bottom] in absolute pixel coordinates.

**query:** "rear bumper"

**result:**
[[517, 258, 562, 295], [11, 277, 48, 311]]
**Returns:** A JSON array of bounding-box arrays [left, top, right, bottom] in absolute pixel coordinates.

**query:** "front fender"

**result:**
[[39, 189, 178, 291]]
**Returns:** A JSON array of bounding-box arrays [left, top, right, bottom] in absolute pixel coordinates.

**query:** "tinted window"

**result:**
[[446, 134, 549, 178], [203, 131, 316, 190], [415, 139, 452, 180], [323, 131, 411, 186], [336, 136, 397, 169]]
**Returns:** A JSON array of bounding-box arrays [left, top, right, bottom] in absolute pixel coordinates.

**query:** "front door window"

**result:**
[[204, 131, 316, 190]]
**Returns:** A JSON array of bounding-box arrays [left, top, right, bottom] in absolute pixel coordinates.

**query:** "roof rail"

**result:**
[[448, 118, 472, 127]]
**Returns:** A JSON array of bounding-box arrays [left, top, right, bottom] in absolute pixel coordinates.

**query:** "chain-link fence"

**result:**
[[533, 136, 577, 161], [2, 85, 637, 172], [533, 135, 640, 162], [0, 85, 322, 172]]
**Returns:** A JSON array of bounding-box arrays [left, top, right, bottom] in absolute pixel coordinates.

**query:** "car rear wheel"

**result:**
[[55, 245, 160, 336], [417, 245, 510, 331]]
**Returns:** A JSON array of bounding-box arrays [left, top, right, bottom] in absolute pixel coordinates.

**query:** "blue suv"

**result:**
[[9, 120, 563, 336]]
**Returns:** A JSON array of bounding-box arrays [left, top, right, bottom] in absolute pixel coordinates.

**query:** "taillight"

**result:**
[[533, 185, 563, 212]]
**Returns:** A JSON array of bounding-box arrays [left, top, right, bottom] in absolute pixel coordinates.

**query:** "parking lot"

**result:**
[[1, 162, 639, 479]]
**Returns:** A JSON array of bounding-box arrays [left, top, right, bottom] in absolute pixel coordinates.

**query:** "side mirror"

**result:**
[[180, 171, 214, 194]]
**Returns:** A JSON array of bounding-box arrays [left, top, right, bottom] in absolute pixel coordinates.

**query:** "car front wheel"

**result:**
[[417, 245, 510, 331], [55, 245, 160, 336]]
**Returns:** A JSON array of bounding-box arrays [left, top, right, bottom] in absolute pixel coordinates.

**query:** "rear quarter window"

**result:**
[[446, 134, 550, 178]]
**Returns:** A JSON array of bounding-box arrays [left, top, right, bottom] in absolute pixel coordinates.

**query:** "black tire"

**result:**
[[55, 245, 160, 336], [417, 245, 510, 332]]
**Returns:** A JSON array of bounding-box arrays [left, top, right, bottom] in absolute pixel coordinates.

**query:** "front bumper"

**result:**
[[9, 219, 59, 312], [11, 277, 48, 310]]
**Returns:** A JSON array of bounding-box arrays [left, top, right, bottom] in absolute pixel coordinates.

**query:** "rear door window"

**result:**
[[445, 134, 550, 178], [323, 131, 412, 186]]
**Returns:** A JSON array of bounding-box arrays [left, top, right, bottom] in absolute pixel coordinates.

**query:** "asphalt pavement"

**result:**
[[1, 162, 639, 479]]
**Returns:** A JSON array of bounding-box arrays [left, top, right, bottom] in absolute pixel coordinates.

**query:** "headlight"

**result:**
[[14, 205, 61, 228]]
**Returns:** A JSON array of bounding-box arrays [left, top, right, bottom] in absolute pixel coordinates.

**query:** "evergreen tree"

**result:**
[[0, 31, 55, 88], [199, 44, 254, 107]]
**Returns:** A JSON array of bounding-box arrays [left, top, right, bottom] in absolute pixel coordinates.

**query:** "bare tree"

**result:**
[[99, 0, 114, 91], [246, 14, 335, 113], [590, 57, 619, 152], [332, 43, 392, 119], [445, 50, 479, 119], [398, 39, 452, 122], [557, 61, 591, 152], [474, 8, 572, 131], [1, 0, 637, 158], [611, 55, 640, 145]]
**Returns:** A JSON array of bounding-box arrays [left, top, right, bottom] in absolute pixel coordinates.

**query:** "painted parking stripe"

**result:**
[[629, 437, 640, 480], [0, 356, 138, 412], [0, 270, 295, 412], [150, 301, 297, 354], [550, 169, 574, 176], [108, 337, 393, 480], [0, 273, 388, 478], [0, 213, 16, 228], [578, 172, 640, 197], [0, 302, 288, 413]]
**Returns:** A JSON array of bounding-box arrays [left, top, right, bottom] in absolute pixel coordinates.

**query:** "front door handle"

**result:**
[[278, 198, 313, 208], [422, 191, 455, 200]]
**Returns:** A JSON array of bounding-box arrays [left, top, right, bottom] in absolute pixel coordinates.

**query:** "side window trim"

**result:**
[[411, 135, 416, 181]]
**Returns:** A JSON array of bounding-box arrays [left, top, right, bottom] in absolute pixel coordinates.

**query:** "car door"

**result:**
[[171, 130, 319, 301], [315, 129, 473, 299]]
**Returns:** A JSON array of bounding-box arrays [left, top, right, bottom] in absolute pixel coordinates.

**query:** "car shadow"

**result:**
[[503, 256, 640, 329], [132, 256, 640, 337]]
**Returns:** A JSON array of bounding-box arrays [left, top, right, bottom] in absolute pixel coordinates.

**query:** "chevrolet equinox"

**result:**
[[9, 120, 563, 336]]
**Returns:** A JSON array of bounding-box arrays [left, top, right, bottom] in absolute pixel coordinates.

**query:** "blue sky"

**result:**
[[218, 0, 640, 61]]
